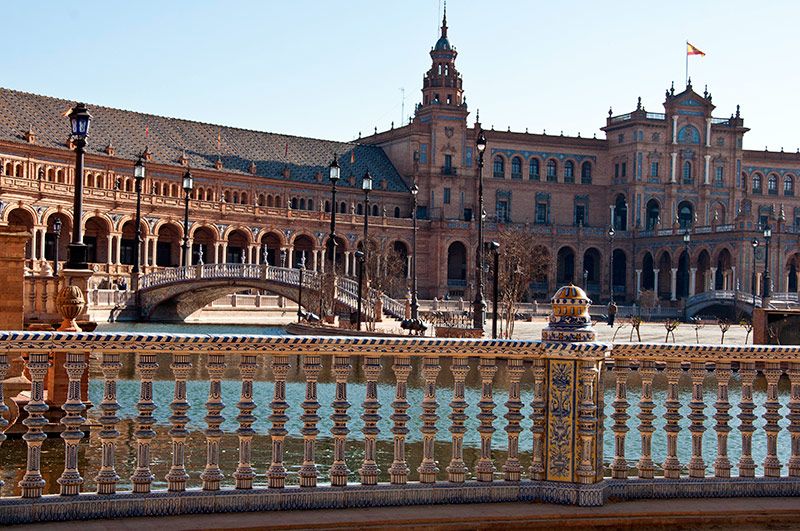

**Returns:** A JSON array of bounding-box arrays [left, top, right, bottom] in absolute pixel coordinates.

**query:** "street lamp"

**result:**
[[362, 169, 372, 273], [583, 269, 589, 291], [763, 224, 772, 298], [608, 225, 615, 302], [65, 103, 92, 269], [490, 241, 500, 339], [355, 250, 365, 330], [181, 168, 194, 267], [473, 129, 488, 330], [751, 238, 759, 308], [52, 218, 62, 276], [328, 154, 340, 272], [410, 183, 420, 321], [132, 152, 146, 276], [683, 229, 691, 321], [297, 251, 306, 322]]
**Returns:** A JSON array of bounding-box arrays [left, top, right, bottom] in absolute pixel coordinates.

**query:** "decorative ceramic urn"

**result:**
[[541, 283, 596, 342]]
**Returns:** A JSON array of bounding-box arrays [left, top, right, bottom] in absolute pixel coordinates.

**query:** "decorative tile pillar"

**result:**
[[540, 284, 606, 506]]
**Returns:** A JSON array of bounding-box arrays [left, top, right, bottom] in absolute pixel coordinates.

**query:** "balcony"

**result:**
[[441, 166, 457, 176]]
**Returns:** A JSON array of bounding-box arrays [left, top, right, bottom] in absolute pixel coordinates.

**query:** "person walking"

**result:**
[[607, 300, 618, 327]]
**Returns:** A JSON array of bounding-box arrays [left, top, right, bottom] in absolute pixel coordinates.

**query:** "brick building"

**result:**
[[0, 12, 798, 312]]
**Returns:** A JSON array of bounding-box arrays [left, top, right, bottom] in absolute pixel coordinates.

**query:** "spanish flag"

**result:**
[[687, 42, 705, 56]]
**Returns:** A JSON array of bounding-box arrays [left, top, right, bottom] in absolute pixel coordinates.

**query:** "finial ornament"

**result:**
[[704, 84, 708, 98], [608, 107, 613, 117], [441, 0, 448, 38], [735, 105, 741, 118], [670, 81, 675, 95], [687, 76, 692, 88], [636, 97, 642, 110]]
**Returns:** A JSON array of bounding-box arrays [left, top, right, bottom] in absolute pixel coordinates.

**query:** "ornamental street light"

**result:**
[[362, 169, 372, 273], [608, 225, 615, 302], [132, 151, 146, 276], [297, 251, 306, 323], [583, 269, 589, 291], [355, 250, 365, 331], [65, 102, 92, 269], [683, 229, 691, 321], [752, 238, 759, 308], [328, 154, 340, 272], [52, 218, 62, 277], [473, 129, 488, 330], [763, 224, 772, 298], [410, 183, 420, 321], [181, 168, 194, 267], [490, 241, 500, 339]]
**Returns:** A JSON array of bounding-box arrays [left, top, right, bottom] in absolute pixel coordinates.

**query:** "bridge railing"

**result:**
[[1, 333, 800, 524]]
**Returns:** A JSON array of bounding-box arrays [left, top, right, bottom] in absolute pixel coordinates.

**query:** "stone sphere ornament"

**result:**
[[56, 285, 85, 332], [541, 283, 596, 342]]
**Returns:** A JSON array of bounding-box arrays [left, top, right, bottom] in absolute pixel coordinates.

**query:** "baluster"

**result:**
[[0, 352, 8, 490], [763, 362, 783, 477], [131, 353, 158, 493], [662, 360, 682, 479], [688, 361, 707, 478], [447, 356, 469, 483], [389, 356, 412, 484], [610, 359, 630, 479], [713, 362, 733, 478], [503, 358, 524, 481], [418, 355, 441, 483], [19, 352, 50, 498], [95, 352, 122, 494], [300, 355, 322, 487], [737, 362, 757, 477], [576, 360, 600, 484], [359, 356, 381, 485], [330, 355, 352, 486], [529, 358, 547, 480], [234, 354, 258, 489], [166, 353, 192, 491], [268, 355, 290, 488], [788, 363, 800, 477], [637, 360, 656, 479], [476, 357, 497, 482], [201, 353, 226, 490]]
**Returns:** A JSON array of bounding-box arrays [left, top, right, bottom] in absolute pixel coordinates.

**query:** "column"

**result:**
[[672, 115, 679, 144], [344, 251, 351, 276], [635, 269, 642, 297], [704, 154, 711, 185], [220, 242, 228, 263], [709, 267, 717, 291], [731, 266, 736, 292], [705, 117, 712, 147], [670, 152, 677, 183], [670, 268, 678, 301], [653, 268, 660, 296], [312, 249, 319, 272], [406, 255, 412, 280], [287, 247, 293, 268], [689, 267, 697, 296], [37, 227, 46, 261], [142, 236, 150, 267], [115, 234, 122, 265], [106, 236, 114, 265]]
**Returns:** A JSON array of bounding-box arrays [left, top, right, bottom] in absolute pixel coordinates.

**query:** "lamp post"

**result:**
[[65, 103, 92, 269], [355, 250, 365, 330], [752, 238, 759, 308], [410, 183, 420, 321], [608, 225, 615, 302], [297, 251, 306, 322], [490, 241, 500, 339], [683, 229, 691, 321], [181, 168, 193, 267], [52, 218, 62, 277], [583, 269, 588, 291], [132, 152, 145, 276], [362, 169, 372, 273], [328, 154, 340, 272], [763, 224, 772, 299], [473, 130, 488, 330]]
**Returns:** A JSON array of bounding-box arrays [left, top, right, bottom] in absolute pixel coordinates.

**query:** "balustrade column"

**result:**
[[300, 355, 322, 487], [360, 356, 381, 484], [637, 360, 656, 478], [19, 352, 50, 498], [662, 360, 682, 478], [343, 251, 350, 276], [653, 269, 660, 295], [418, 355, 441, 483], [610, 359, 630, 479], [165, 353, 192, 491], [788, 362, 800, 476], [737, 362, 757, 477], [95, 352, 122, 494], [201, 353, 226, 490], [503, 358, 525, 481], [57, 351, 88, 495], [234, 354, 258, 489], [476, 358, 498, 482], [687, 361, 706, 477], [576, 360, 601, 484], [330, 355, 352, 486], [389, 356, 412, 484], [713, 362, 732, 477], [268, 355, 290, 488], [670, 268, 678, 301], [131, 353, 158, 493], [529, 358, 547, 480], [447, 356, 469, 482], [763, 362, 783, 477], [0, 353, 8, 490]]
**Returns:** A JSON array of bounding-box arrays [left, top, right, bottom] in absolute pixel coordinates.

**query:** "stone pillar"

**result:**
[[115, 234, 122, 265], [704, 155, 711, 185], [705, 118, 712, 147], [731, 266, 737, 292], [406, 255, 412, 280], [287, 247, 294, 268], [709, 267, 717, 291], [106, 236, 113, 266], [0, 228, 31, 330], [540, 284, 606, 506], [37, 227, 46, 262], [635, 269, 642, 297], [689, 267, 697, 296], [672, 115, 679, 144], [653, 268, 660, 297], [670, 268, 678, 301], [312, 249, 319, 272], [220, 242, 228, 263], [670, 152, 677, 183], [344, 251, 351, 276]]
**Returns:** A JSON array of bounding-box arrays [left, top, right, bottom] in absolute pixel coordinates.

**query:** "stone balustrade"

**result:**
[[0, 332, 799, 524]]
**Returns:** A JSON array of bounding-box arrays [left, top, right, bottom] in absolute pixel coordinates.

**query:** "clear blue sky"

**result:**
[[4, 0, 799, 150]]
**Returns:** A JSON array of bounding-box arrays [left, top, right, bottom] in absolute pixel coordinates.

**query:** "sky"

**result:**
[[3, 0, 800, 151]]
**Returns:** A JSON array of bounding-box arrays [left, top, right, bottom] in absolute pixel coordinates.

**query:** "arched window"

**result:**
[[752, 173, 762, 193], [267, 195, 275, 207], [324, 200, 330, 212], [394, 206, 401, 218], [682, 161, 692, 184], [258, 193, 265, 206], [241, 192, 248, 204], [645, 198, 660, 231], [299, 198, 306, 210], [678, 200, 694, 230], [546, 159, 557, 182], [372, 204, 379, 216], [290, 197, 298, 209], [785, 175, 795, 196], [529, 158, 540, 180], [581, 161, 592, 184], [493, 156, 505, 178], [511, 156, 522, 179], [224, 190, 231, 202], [357, 203, 363, 215], [768, 174, 778, 195], [677, 125, 701, 144], [564, 161, 575, 183], [339, 201, 347, 213], [308, 199, 314, 211]]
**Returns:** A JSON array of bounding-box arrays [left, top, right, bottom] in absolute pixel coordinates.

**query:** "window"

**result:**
[[420, 144, 428, 164], [682, 161, 692, 184], [546, 160, 557, 182], [614, 164, 619, 179], [443, 154, 453, 173], [493, 156, 505, 178], [511, 157, 522, 179], [529, 158, 540, 180], [752, 173, 762, 193], [564, 161, 575, 183], [443, 187, 451, 204], [768, 174, 778, 195], [785, 175, 795, 196], [394, 206, 401, 218], [463, 208, 473, 221], [618, 134, 624, 144], [574, 205, 587, 226], [581, 161, 592, 184], [535, 203, 548, 224], [496, 200, 509, 222], [650, 161, 659, 177], [677, 125, 701, 144], [621, 162, 627, 178], [715, 167, 724, 187]]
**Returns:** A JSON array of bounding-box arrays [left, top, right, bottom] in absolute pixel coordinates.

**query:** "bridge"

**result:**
[[686, 290, 800, 318], [132, 263, 406, 321]]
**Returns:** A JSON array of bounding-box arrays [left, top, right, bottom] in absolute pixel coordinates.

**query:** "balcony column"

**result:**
[[653, 268, 660, 296], [406, 255, 412, 279], [344, 251, 351, 276], [709, 267, 717, 291], [705, 117, 712, 147], [670, 268, 678, 301], [704, 154, 711, 185], [731, 266, 736, 291], [106, 236, 114, 266], [672, 114, 679, 144], [37, 227, 46, 262], [115, 234, 122, 265], [287, 247, 293, 268], [635, 269, 642, 297], [312, 249, 319, 272], [670, 152, 677, 183], [689, 267, 697, 296]]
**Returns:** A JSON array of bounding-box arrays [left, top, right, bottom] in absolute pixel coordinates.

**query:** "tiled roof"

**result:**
[[0, 87, 410, 193]]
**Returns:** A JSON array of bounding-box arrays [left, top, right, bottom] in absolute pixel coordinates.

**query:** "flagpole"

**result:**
[[685, 41, 688, 87]]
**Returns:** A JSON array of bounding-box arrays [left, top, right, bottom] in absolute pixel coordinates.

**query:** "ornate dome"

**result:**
[[542, 283, 596, 342], [434, 36, 451, 51]]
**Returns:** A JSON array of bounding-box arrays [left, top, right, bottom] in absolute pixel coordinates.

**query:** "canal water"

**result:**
[[0, 322, 792, 495]]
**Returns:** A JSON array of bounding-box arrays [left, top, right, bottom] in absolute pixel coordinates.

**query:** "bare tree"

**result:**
[[690, 316, 704, 344], [717, 318, 731, 344], [629, 316, 643, 342], [664, 320, 680, 343], [739, 318, 753, 344]]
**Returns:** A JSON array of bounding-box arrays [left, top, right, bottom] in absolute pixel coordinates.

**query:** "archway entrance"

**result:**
[[556, 247, 575, 284]]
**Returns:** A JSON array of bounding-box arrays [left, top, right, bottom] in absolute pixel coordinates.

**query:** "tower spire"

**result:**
[[441, 1, 448, 38]]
